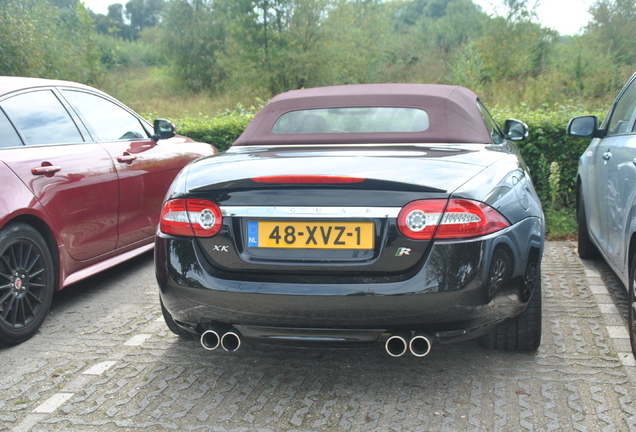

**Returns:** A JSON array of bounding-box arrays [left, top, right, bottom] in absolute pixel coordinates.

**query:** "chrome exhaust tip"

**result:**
[[385, 332, 409, 357], [221, 331, 241, 352], [201, 330, 221, 351], [409, 332, 434, 357]]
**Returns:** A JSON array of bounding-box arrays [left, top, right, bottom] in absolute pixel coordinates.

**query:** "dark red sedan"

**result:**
[[0, 76, 216, 345]]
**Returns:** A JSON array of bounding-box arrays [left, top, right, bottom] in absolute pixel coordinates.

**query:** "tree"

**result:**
[[460, 0, 556, 88], [587, 0, 636, 64], [267, 0, 330, 90], [395, 0, 429, 26], [47, 0, 78, 7], [108, 3, 125, 23], [319, 0, 394, 85], [125, 0, 165, 33], [0, 0, 101, 83], [417, 0, 487, 52], [90, 3, 136, 40], [501, 0, 538, 22], [161, 0, 227, 92], [207, 0, 331, 93], [386, 0, 488, 85]]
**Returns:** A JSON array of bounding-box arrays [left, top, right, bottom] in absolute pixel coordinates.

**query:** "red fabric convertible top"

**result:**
[[233, 83, 493, 146]]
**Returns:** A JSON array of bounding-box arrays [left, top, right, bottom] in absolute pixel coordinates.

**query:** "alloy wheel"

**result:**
[[0, 238, 49, 329], [487, 249, 510, 300], [522, 262, 538, 301]]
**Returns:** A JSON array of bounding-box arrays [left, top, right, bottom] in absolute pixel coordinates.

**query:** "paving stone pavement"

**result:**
[[1, 241, 636, 431]]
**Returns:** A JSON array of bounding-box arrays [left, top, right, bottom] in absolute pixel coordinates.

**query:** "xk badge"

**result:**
[[213, 245, 229, 252], [395, 247, 411, 256]]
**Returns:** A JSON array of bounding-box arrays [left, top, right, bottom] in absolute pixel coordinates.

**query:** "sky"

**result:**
[[81, 0, 595, 36], [473, 0, 594, 35]]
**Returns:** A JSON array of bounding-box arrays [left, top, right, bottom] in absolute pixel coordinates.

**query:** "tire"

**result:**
[[481, 278, 542, 351], [629, 255, 636, 359], [485, 248, 511, 302], [577, 191, 599, 259], [160, 297, 193, 338], [0, 222, 55, 346]]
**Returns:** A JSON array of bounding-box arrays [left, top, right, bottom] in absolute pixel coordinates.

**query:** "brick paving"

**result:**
[[1, 241, 636, 431]]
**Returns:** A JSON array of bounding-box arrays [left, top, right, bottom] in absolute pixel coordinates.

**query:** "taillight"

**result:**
[[252, 175, 365, 184], [160, 199, 222, 237], [397, 199, 509, 240], [397, 200, 446, 240]]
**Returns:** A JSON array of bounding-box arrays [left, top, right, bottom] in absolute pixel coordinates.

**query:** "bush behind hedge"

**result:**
[[172, 102, 607, 215]]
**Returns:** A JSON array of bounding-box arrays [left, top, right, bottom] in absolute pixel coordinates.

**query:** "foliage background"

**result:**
[[2, 0, 635, 238]]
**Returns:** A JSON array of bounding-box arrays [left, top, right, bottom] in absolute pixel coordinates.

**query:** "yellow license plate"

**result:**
[[247, 221, 374, 249]]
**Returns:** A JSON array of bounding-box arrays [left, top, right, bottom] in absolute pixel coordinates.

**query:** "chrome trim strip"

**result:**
[[220, 206, 401, 218]]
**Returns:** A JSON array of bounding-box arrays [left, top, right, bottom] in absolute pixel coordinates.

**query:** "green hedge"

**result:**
[[492, 104, 606, 211], [172, 103, 606, 216], [172, 112, 253, 152]]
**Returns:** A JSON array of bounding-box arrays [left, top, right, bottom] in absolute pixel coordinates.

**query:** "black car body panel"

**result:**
[[155, 84, 545, 354], [157, 218, 542, 345], [155, 145, 543, 343]]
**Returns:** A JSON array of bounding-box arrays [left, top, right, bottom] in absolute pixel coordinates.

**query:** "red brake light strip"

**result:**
[[252, 175, 365, 184]]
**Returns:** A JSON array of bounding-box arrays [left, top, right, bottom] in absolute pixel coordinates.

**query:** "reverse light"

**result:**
[[160, 198, 222, 237], [397, 199, 509, 240], [252, 175, 365, 184]]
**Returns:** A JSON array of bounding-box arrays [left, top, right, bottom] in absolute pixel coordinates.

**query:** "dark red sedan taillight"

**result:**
[[397, 199, 510, 240], [160, 199, 222, 237]]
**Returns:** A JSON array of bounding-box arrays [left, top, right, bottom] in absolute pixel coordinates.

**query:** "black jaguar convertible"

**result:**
[[155, 84, 544, 357]]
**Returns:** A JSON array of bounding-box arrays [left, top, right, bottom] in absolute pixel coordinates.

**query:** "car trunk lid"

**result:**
[[185, 144, 504, 278]]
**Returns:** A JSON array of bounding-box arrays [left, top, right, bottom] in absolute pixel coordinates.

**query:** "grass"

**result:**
[[95, 66, 264, 119], [545, 208, 578, 241]]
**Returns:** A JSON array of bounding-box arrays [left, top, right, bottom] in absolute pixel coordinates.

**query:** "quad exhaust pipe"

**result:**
[[202, 327, 432, 357], [385, 331, 411, 357], [385, 331, 434, 358], [201, 329, 221, 351], [409, 331, 434, 357], [220, 331, 241, 352], [200, 328, 242, 352]]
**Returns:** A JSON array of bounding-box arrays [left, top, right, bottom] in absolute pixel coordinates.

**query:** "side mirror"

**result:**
[[567, 115, 599, 138], [153, 119, 176, 140], [503, 119, 528, 141]]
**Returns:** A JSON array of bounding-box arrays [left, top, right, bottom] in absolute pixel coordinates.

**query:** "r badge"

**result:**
[[395, 247, 411, 256]]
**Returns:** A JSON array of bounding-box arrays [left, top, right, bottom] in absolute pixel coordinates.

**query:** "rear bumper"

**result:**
[[155, 217, 543, 346]]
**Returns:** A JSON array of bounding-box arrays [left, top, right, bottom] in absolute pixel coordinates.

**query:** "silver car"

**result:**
[[568, 73, 636, 356]]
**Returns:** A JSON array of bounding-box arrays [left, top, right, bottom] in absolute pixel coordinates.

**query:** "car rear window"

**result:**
[[271, 107, 430, 134]]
